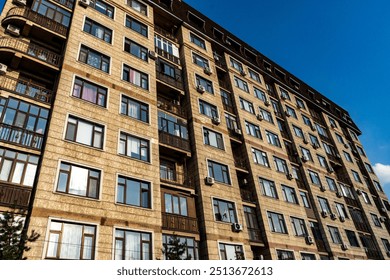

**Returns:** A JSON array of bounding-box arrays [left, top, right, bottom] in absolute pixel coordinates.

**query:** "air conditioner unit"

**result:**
[[344, 143, 349, 149], [242, 178, 248, 185], [148, 50, 157, 60], [240, 70, 246, 76], [264, 100, 270, 106], [211, 116, 220, 125], [0, 63, 7, 75], [312, 143, 320, 149], [303, 138, 309, 144], [234, 128, 242, 135], [6, 24, 20, 37], [330, 213, 337, 220], [340, 216, 345, 222], [381, 207, 387, 213], [321, 210, 328, 218], [12, 0, 26, 5], [320, 185, 326, 192], [311, 124, 317, 131], [327, 166, 334, 174], [196, 84, 205, 93], [232, 223, 243, 232], [331, 123, 336, 129], [213, 54, 220, 61], [356, 189, 362, 195], [336, 191, 343, 198], [79, 0, 90, 7], [203, 66, 212, 75], [285, 110, 291, 117], [286, 173, 293, 180], [380, 217, 386, 223], [256, 114, 264, 121], [341, 243, 349, 251], [301, 155, 309, 162], [205, 176, 214, 186], [305, 236, 314, 245]]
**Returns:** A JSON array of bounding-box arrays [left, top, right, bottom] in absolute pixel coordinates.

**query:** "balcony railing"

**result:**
[[154, 25, 178, 43], [0, 123, 43, 150], [234, 157, 248, 171], [0, 37, 62, 67], [157, 97, 186, 118], [240, 188, 256, 203], [248, 228, 263, 243], [3, 7, 68, 37], [162, 213, 198, 233], [365, 248, 382, 260], [218, 79, 231, 91], [156, 68, 183, 90], [344, 196, 359, 208], [222, 102, 235, 114], [53, 0, 74, 9], [315, 239, 327, 252], [155, 46, 180, 65], [159, 131, 190, 152], [160, 167, 193, 189], [0, 183, 31, 209], [353, 220, 370, 233], [0, 75, 52, 103]]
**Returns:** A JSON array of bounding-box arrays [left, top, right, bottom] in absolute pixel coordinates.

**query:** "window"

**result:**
[[160, 160, 175, 182], [121, 95, 149, 123], [225, 113, 239, 131], [163, 235, 198, 260], [32, 0, 71, 26], [266, 131, 281, 147], [325, 177, 337, 191], [116, 175, 151, 208], [213, 198, 237, 223], [245, 121, 261, 139], [351, 170, 362, 183], [364, 163, 374, 173], [72, 77, 107, 107], [322, 142, 336, 156], [190, 33, 206, 49], [122, 64, 148, 90], [83, 18, 112, 43], [309, 134, 320, 147], [345, 230, 360, 247], [318, 197, 331, 213], [340, 183, 354, 199], [343, 151, 353, 162], [308, 170, 321, 185], [280, 88, 290, 100], [199, 100, 218, 118], [274, 156, 288, 174], [362, 191, 371, 204], [335, 203, 348, 219], [248, 69, 261, 83], [291, 217, 307, 237], [79, 45, 110, 72], [127, 0, 147, 15], [259, 177, 278, 198], [356, 146, 366, 157], [285, 105, 297, 118], [158, 111, 188, 139], [125, 15, 147, 37], [328, 226, 342, 244], [302, 114, 312, 126], [46, 221, 96, 259], [204, 128, 224, 149], [239, 97, 255, 114], [252, 148, 269, 167], [335, 133, 344, 144], [370, 213, 382, 227], [300, 191, 310, 208], [301, 253, 316, 260], [164, 193, 187, 216], [293, 125, 304, 138], [254, 87, 266, 101], [244, 206, 261, 241], [208, 160, 230, 184], [65, 116, 104, 149], [259, 108, 274, 123], [267, 211, 287, 234], [316, 124, 329, 138], [317, 155, 328, 168], [0, 148, 38, 187], [124, 38, 148, 61], [114, 229, 151, 260], [296, 98, 306, 109], [234, 76, 249, 92], [328, 117, 337, 128], [381, 239, 390, 253], [373, 181, 383, 192], [89, 0, 114, 18], [56, 162, 100, 199], [271, 100, 281, 116], [282, 185, 298, 204], [300, 147, 313, 162], [221, 90, 234, 110], [349, 130, 358, 141], [158, 59, 177, 79], [230, 57, 244, 72], [192, 53, 209, 68], [196, 75, 214, 94], [219, 243, 244, 260], [119, 132, 149, 162], [276, 250, 294, 260]]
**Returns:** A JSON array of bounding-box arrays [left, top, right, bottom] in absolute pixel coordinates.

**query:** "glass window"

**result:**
[[276, 250, 294, 260], [325, 177, 337, 191], [370, 213, 382, 227], [285, 105, 297, 119], [352, 170, 362, 183], [121, 95, 149, 123], [346, 230, 360, 247], [119, 132, 149, 162], [340, 183, 354, 199], [32, 0, 71, 26], [318, 197, 331, 213], [381, 239, 390, 252], [268, 211, 287, 234], [309, 134, 320, 147], [208, 160, 230, 184], [163, 234, 198, 260], [219, 243, 244, 260], [317, 155, 328, 168], [213, 198, 236, 223], [83, 18, 112, 43], [114, 229, 151, 260], [259, 177, 278, 198], [79, 45, 110, 72], [225, 113, 239, 131], [248, 69, 261, 83], [253, 87, 266, 101], [335, 133, 344, 144], [89, 0, 114, 18], [190, 33, 206, 49], [266, 131, 281, 147], [124, 38, 148, 61], [302, 114, 312, 127], [308, 170, 321, 185], [343, 151, 353, 162], [72, 77, 107, 107], [127, 0, 147, 15], [291, 217, 307, 237], [230, 57, 244, 72], [373, 181, 383, 192], [245, 121, 261, 139], [274, 156, 288, 174], [293, 125, 304, 138], [362, 191, 371, 204], [196, 75, 214, 94], [364, 163, 374, 173], [300, 191, 310, 208], [204, 128, 224, 150], [335, 203, 348, 219], [122, 65, 149, 90], [234, 76, 249, 92], [328, 226, 342, 244], [164, 193, 187, 216], [160, 159, 176, 182], [199, 100, 218, 118], [316, 123, 329, 138], [252, 148, 269, 167], [280, 88, 290, 100], [300, 147, 313, 162], [356, 146, 366, 157], [65, 116, 104, 149], [259, 108, 274, 123], [125, 15, 147, 37], [155, 35, 179, 57], [301, 253, 316, 260], [46, 221, 96, 259], [192, 53, 209, 68], [239, 97, 255, 114], [116, 175, 150, 208], [282, 185, 298, 204], [328, 117, 337, 128], [158, 111, 188, 139], [296, 98, 306, 109]]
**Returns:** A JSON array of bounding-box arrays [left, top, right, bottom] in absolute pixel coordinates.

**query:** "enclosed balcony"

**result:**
[[0, 123, 44, 150], [162, 213, 198, 233], [248, 228, 264, 244], [160, 159, 193, 189], [156, 59, 184, 90], [159, 131, 190, 153], [0, 183, 31, 209], [157, 95, 186, 118]]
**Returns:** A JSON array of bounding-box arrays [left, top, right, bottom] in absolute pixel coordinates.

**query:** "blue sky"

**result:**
[[0, 0, 389, 197]]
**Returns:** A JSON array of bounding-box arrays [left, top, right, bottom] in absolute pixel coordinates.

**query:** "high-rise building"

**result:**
[[0, 0, 389, 260]]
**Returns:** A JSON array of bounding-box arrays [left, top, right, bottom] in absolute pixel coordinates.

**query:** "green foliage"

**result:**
[[162, 235, 192, 260], [0, 209, 39, 260]]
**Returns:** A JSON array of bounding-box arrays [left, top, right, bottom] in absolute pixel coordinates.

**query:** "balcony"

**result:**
[[315, 239, 327, 252], [159, 131, 190, 152], [353, 220, 370, 233], [305, 208, 317, 220], [327, 153, 341, 164], [162, 213, 198, 233], [160, 167, 193, 189], [0, 183, 31, 209], [344, 196, 359, 208], [53, 0, 75, 9], [218, 79, 231, 91], [2, 7, 68, 37], [0, 75, 52, 104], [234, 157, 249, 171], [365, 248, 382, 260], [0, 123, 44, 150], [0, 37, 62, 68], [154, 25, 178, 43], [222, 102, 235, 114], [156, 67, 183, 90], [155, 46, 180, 65], [248, 228, 264, 243], [157, 97, 186, 118], [240, 188, 256, 203]]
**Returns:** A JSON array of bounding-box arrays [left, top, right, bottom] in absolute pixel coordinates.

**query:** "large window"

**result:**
[[239, 97, 255, 114], [318, 197, 331, 213], [308, 170, 321, 185], [300, 147, 313, 162], [213, 198, 237, 223], [127, 0, 147, 15], [266, 131, 281, 147], [56, 162, 100, 199], [155, 35, 179, 57], [346, 230, 360, 247], [32, 0, 71, 26], [230, 57, 244, 72], [335, 203, 348, 219], [252, 148, 269, 167], [325, 177, 337, 191], [190, 33, 206, 49], [196, 75, 214, 94], [124, 38, 148, 61], [119, 132, 149, 162], [79, 45, 110, 73], [72, 77, 107, 107], [370, 213, 382, 227], [125, 15, 147, 37], [65, 116, 104, 149], [83, 18, 112, 43], [163, 235, 198, 260], [317, 155, 328, 168], [89, 0, 114, 18], [328, 226, 342, 244], [219, 243, 244, 260], [291, 217, 307, 237], [204, 128, 224, 150], [351, 170, 362, 183], [121, 95, 149, 123], [46, 221, 96, 259], [158, 111, 188, 139], [285, 105, 297, 119], [0, 148, 38, 187], [300, 191, 310, 208], [199, 100, 218, 118], [254, 87, 266, 101], [267, 211, 287, 234], [117, 175, 150, 208], [225, 113, 239, 131], [282, 185, 298, 204], [192, 53, 209, 68], [248, 69, 261, 83], [114, 229, 151, 260], [259, 177, 278, 198], [234, 76, 249, 92], [122, 65, 149, 90], [259, 108, 274, 123], [274, 156, 288, 174], [164, 193, 188, 216], [208, 160, 230, 184], [277, 250, 294, 260], [293, 125, 304, 138], [245, 121, 261, 139]]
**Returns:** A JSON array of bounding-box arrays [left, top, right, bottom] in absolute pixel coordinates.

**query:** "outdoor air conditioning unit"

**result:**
[[356, 189, 362, 195], [312, 143, 320, 149], [242, 178, 248, 185], [341, 243, 349, 251], [6, 24, 20, 37], [203, 66, 212, 75], [205, 176, 215, 186], [286, 173, 294, 180], [232, 223, 243, 232], [196, 84, 205, 93], [336, 190, 343, 198], [256, 114, 264, 121], [344, 143, 349, 149], [79, 0, 90, 7], [305, 236, 314, 245], [301, 155, 309, 162], [264, 99, 270, 107], [148, 50, 157, 60], [211, 116, 221, 125], [311, 124, 317, 131], [234, 128, 242, 135], [330, 213, 337, 220], [0, 63, 7, 75], [285, 110, 291, 117], [303, 137, 309, 144], [321, 210, 328, 218], [12, 0, 26, 6], [320, 185, 326, 192], [380, 217, 386, 223], [213, 53, 220, 61], [327, 166, 334, 174], [340, 216, 346, 222], [240, 70, 246, 76]]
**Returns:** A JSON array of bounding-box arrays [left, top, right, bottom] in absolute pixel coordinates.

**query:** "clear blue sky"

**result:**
[[0, 0, 389, 198]]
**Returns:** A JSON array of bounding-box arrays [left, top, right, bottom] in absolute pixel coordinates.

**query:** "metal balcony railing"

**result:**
[[248, 228, 263, 243], [155, 46, 180, 65], [158, 131, 190, 152], [0, 123, 44, 150], [240, 188, 256, 203], [156, 68, 183, 90], [0, 183, 31, 209], [160, 167, 193, 189], [157, 97, 186, 118], [162, 213, 198, 233]]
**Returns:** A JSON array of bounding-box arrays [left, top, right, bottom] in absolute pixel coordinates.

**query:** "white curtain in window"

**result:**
[[76, 121, 93, 146], [172, 45, 179, 58], [46, 233, 59, 258], [224, 245, 236, 260], [60, 224, 83, 259], [130, 69, 141, 86], [128, 137, 140, 157], [128, 101, 139, 118], [69, 166, 88, 196], [125, 231, 140, 260], [23, 163, 37, 186], [0, 159, 12, 181], [11, 162, 25, 184]]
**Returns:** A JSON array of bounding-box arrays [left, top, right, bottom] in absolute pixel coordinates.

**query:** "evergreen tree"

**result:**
[[163, 235, 192, 260]]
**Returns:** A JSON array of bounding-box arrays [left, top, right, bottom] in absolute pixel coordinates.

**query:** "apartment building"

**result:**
[[0, 0, 389, 260]]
